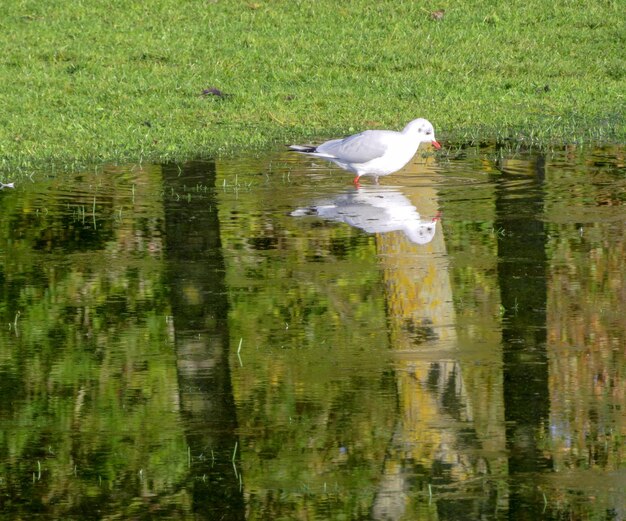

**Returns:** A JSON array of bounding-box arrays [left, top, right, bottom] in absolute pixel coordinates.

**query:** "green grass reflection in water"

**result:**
[[0, 145, 624, 519]]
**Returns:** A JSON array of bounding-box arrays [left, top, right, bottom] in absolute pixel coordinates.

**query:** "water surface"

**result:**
[[0, 144, 624, 520]]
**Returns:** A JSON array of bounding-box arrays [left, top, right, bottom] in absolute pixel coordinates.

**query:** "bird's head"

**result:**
[[403, 118, 441, 149]]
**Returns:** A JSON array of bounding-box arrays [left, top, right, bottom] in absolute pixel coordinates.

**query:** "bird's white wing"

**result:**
[[316, 130, 391, 163]]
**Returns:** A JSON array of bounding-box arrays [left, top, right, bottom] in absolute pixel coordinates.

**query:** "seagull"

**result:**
[[288, 118, 441, 184], [291, 186, 440, 245]]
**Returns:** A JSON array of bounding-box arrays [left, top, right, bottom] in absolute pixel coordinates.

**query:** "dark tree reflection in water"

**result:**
[[495, 153, 552, 518], [163, 161, 244, 520]]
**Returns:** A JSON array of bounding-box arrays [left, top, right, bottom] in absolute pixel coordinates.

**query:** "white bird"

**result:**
[[288, 118, 441, 184], [291, 186, 440, 245]]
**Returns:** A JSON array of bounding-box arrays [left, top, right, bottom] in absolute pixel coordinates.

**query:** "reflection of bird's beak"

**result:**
[[431, 140, 442, 149]]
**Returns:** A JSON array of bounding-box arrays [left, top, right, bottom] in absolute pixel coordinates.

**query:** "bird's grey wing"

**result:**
[[316, 131, 389, 163]]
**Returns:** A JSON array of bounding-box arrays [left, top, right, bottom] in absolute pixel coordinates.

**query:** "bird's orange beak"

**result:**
[[432, 140, 441, 149]]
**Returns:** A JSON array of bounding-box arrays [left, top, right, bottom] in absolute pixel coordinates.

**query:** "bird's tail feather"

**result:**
[[290, 207, 317, 216], [287, 144, 317, 153]]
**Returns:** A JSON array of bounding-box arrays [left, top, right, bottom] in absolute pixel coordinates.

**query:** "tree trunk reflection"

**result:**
[[163, 161, 244, 520], [495, 153, 551, 518]]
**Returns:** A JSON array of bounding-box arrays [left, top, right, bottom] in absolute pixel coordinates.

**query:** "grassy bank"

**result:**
[[0, 0, 624, 171]]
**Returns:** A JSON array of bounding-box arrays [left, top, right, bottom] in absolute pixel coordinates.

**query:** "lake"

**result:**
[[0, 143, 624, 520]]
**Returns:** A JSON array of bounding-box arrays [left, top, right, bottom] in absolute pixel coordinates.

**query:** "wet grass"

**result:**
[[0, 0, 624, 172]]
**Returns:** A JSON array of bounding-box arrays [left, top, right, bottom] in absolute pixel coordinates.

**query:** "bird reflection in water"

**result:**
[[291, 186, 440, 245]]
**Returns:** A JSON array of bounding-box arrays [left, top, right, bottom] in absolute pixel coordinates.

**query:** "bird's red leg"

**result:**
[[353, 175, 361, 187]]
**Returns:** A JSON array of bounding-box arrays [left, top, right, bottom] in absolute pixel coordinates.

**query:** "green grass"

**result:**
[[0, 0, 624, 172]]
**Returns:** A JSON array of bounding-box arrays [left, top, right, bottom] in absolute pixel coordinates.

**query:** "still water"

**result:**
[[0, 144, 624, 520]]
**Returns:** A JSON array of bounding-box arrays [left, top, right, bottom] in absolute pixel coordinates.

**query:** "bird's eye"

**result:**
[[425, 129, 432, 135]]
